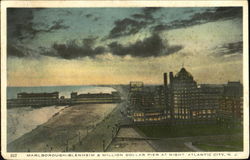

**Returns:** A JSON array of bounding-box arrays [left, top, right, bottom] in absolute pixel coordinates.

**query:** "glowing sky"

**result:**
[[7, 7, 243, 86]]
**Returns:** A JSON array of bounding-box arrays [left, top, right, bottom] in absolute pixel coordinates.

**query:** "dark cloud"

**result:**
[[58, 10, 72, 16], [7, 45, 27, 57], [108, 34, 183, 57], [40, 34, 182, 59], [192, 7, 242, 22], [143, 7, 161, 17], [215, 41, 243, 56], [49, 19, 70, 30], [93, 17, 101, 21], [183, 9, 195, 14], [11, 19, 69, 41], [107, 18, 147, 39], [153, 7, 242, 32], [8, 8, 70, 41], [132, 7, 161, 22], [143, 7, 161, 14], [7, 44, 35, 58], [107, 7, 161, 39], [85, 13, 101, 22], [41, 37, 106, 59], [85, 13, 93, 18], [8, 8, 35, 40]]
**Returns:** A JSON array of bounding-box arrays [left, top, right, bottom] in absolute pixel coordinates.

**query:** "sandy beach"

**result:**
[[7, 106, 66, 143], [7, 103, 117, 152]]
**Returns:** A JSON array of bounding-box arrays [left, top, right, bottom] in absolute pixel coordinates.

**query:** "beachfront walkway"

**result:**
[[72, 102, 127, 152]]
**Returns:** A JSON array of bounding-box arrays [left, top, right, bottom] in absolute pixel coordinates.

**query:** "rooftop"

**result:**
[[175, 67, 193, 79]]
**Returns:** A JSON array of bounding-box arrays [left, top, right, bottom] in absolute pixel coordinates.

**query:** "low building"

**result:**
[[129, 91, 154, 108], [59, 96, 71, 105], [128, 81, 170, 123], [193, 85, 223, 124], [8, 92, 59, 108], [132, 107, 169, 123], [70, 91, 121, 104], [218, 81, 243, 124], [129, 81, 144, 92], [154, 86, 165, 106]]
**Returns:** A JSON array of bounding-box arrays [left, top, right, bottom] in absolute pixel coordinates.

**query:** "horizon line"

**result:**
[[6, 81, 241, 88]]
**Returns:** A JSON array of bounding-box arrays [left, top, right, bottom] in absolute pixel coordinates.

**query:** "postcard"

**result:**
[[1, 0, 249, 159]]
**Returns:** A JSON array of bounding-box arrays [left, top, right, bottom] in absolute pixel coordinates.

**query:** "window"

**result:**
[[192, 111, 197, 116]]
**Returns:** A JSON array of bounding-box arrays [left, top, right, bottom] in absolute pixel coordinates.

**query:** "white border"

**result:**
[[1, 0, 249, 159]]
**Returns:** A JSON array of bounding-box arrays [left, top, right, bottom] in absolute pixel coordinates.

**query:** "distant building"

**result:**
[[132, 107, 168, 123], [154, 86, 165, 106], [129, 91, 154, 108], [8, 92, 59, 108], [17, 92, 59, 99], [70, 91, 121, 104], [8, 90, 122, 107], [195, 85, 223, 123], [218, 81, 243, 124], [129, 81, 169, 123], [129, 81, 144, 92]]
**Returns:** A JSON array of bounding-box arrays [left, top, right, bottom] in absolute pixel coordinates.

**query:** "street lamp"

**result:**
[[78, 131, 81, 143], [102, 140, 105, 152]]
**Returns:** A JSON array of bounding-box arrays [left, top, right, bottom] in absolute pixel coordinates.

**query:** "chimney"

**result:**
[[169, 72, 174, 84], [164, 73, 168, 87]]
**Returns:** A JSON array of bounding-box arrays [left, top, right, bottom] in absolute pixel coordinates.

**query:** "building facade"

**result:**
[[168, 68, 200, 124], [70, 91, 121, 104], [218, 81, 243, 124], [129, 67, 243, 125], [128, 81, 169, 123], [8, 92, 59, 108]]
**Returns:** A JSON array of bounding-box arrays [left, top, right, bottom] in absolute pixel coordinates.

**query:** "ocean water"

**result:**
[[7, 85, 116, 99]]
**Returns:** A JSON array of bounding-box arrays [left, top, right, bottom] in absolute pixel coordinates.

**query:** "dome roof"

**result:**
[[175, 67, 193, 79]]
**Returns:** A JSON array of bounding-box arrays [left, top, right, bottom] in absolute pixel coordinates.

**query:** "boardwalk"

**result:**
[[72, 102, 126, 152], [106, 127, 155, 152]]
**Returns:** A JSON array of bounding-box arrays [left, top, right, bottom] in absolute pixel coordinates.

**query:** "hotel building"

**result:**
[[129, 67, 243, 125]]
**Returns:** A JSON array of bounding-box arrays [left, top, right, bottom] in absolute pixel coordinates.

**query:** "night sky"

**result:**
[[7, 7, 243, 86]]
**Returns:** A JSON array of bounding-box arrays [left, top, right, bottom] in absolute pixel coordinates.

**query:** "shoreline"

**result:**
[[7, 105, 68, 144], [7, 103, 118, 152]]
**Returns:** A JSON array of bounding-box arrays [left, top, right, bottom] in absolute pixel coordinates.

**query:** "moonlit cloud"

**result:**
[[108, 34, 183, 57], [152, 7, 242, 32]]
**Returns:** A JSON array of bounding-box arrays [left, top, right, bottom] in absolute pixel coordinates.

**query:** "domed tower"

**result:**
[[171, 67, 197, 88], [169, 67, 199, 124], [175, 67, 194, 81]]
